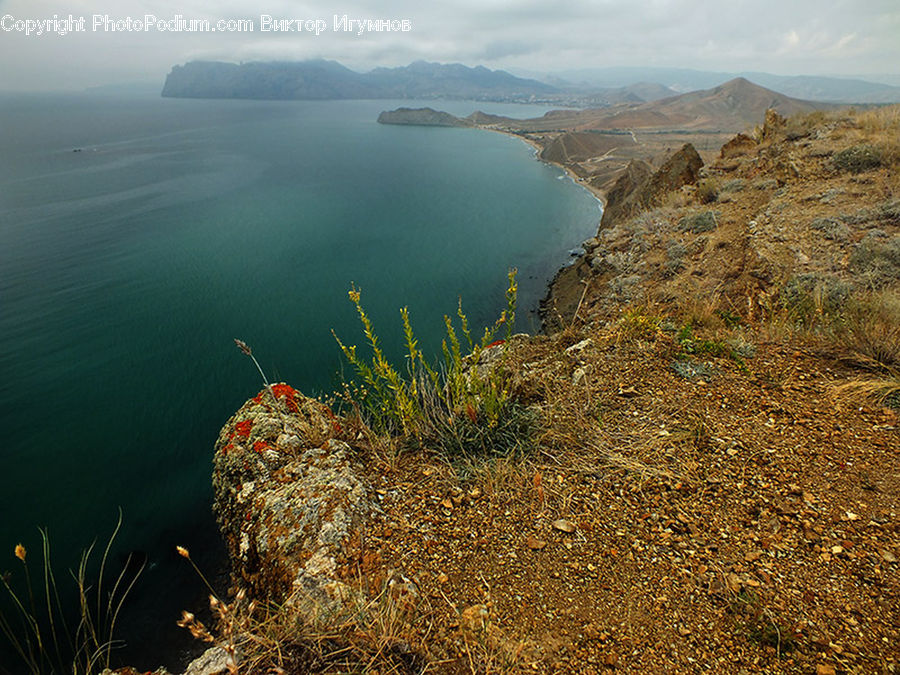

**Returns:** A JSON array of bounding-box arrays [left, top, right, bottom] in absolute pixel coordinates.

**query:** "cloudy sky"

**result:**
[[1, 0, 898, 91]]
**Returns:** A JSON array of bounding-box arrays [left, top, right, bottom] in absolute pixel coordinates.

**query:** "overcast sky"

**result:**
[[0, 0, 898, 91]]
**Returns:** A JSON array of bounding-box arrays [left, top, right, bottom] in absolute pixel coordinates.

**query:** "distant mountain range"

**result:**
[[541, 66, 900, 104], [380, 77, 829, 134], [161, 60, 559, 102], [161, 60, 900, 105]]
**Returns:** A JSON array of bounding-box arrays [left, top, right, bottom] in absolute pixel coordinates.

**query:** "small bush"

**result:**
[[678, 211, 718, 234], [849, 234, 900, 288], [877, 198, 900, 224], [696, 179, 720, 204], [670, 358, 714, 380], [781, 274, 853, 324], [810, 217, 850, 241], [839, 291, 900, 371], [721, 179, 746, 193], [833, 144, 882, 173], [335, 269, 535, 459]]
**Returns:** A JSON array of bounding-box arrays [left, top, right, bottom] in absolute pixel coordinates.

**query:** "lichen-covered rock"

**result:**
[[212, 384, 372, 605]]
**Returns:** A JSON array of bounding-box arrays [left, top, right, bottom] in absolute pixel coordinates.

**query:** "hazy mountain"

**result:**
[[473, 77, 829, 133], [579, 82, 678, 106], [541, 66, 900, 103], [161, 59, 559, 101]]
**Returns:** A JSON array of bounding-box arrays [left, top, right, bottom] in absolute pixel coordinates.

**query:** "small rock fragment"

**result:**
[[526, 536, 547, 550], [565, 338, 592, 355], [552, 519, 577, 534]]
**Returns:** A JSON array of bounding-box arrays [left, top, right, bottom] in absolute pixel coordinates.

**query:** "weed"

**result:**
[[838, 290, 900, 371], [696, 178, 720, 204], [834, 376, 900, 411], [720, 178, 746, 193], [780, 274, 852, 325], [729, 589, 796, 657], [849, 234, 900, 289], [0, 513, 144, 674], [670, 358, 714, 381], [177, 553, 427, 674], [335, 269, 535, 459], [833, 144, 882, 173], [678, 211, 718, 233], [716, 308, 742, 328], [809, 217, 850, 242], [617, 308, 664, 342]]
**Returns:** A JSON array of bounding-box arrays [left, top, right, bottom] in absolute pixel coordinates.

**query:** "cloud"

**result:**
[[0, 0, 898, 90]]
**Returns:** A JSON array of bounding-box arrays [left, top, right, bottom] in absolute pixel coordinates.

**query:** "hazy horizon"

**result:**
[[1, 0, 898, 92]]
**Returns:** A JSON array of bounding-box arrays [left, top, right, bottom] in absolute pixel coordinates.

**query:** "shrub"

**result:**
[[670, 358, 714, 380], [780, 273, 853, 325], [809, 217, 850, 241], [696, 179, 720, 204], [335, 269, 535, 459], [849, 234, 900, 288], [839, 290, 900, 371], [721, 179, 746, 193], [833, 144, 882, 173], [678, 211, 718, 233]]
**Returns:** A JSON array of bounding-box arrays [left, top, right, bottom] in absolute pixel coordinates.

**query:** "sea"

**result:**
[[0, 92, 601, 670]]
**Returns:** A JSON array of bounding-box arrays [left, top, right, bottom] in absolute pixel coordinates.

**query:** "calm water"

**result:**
[[0, 92, 599, 669]]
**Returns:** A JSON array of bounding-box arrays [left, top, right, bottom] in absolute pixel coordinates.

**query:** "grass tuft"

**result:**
[[335, 269, 535, 460], [0, 512, 144, 674]]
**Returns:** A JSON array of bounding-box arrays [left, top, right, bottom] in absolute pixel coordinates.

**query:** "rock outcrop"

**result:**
[[599, 143, 703, 228], [212, 384, 372, 607]]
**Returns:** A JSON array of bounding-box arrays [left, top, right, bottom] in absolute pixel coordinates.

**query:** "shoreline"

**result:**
[[475, 124, 608, 332], [486, 127, 610, 207]]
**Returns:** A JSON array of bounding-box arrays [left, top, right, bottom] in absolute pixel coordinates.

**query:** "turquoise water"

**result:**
[[0, 93, 599, 669]]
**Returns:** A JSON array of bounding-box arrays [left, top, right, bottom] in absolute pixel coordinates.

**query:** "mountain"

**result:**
[[487, 77, 828, 133], [543, 66, 900, 103], [632, 77, 824, 130], [161, 59, 560, 101], [579, 82, 678, 107], [366, 60, 558, 99]]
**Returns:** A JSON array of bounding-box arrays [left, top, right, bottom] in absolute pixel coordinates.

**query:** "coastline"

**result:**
[[490, 128, 610, 206], [476, 125, 608, 332]]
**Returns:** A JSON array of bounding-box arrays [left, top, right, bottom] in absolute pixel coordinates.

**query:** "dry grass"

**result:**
[[833, 375, 900, 411], [837, 289, 900, 371], [855, 104, 900, 134], [179, 573, 431, 674], [853, 104, 900, 167]]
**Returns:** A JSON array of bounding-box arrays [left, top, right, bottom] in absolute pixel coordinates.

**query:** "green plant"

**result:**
[[335, 269, 534, 459], [678, 211, 718, 233], [730, 589, 796, 657], [780, 273, 852, 326], [0, 512, 144, 674], [833, 144, 882, 173], [849, 234, 900, 289], [696, 179, 720, 204], [838, 290, 900, 371]]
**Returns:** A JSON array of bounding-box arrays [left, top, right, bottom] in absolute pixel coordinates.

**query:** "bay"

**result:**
[[0, 92, 599, 669]]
